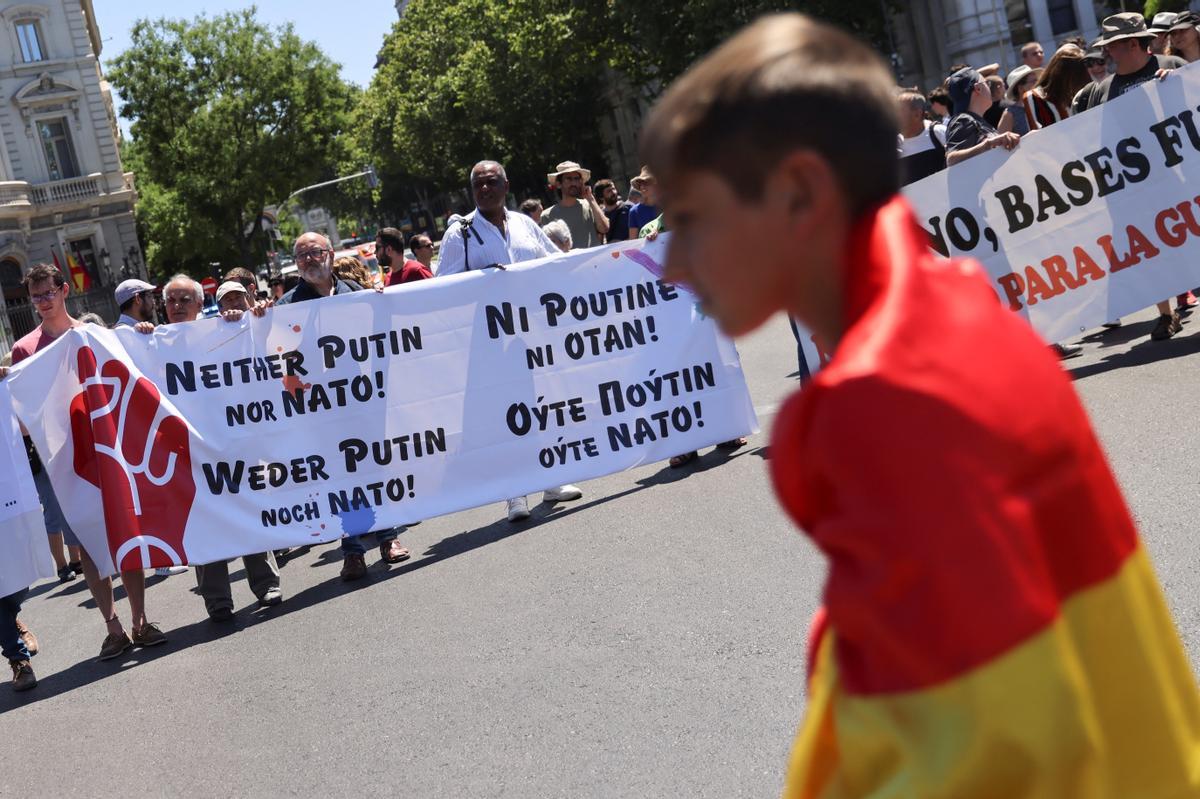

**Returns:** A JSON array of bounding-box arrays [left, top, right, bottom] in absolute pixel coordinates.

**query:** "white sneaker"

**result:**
[[154, 566, 188, 576], [506, 496, 531, 522], [542, 484, 583, 503]]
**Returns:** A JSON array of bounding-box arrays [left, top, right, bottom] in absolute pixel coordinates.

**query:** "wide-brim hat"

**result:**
[[1149, 12, 1178, 33], [547, 160, 591, 184], [1005, 64, 1035, 100], [1095, 13, 1157, 46], [1170, 11, 1200, 32], [629, 166, 655, 190]]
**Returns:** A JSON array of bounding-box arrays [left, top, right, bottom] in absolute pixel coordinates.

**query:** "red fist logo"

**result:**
[[69, 346, 195, 570]]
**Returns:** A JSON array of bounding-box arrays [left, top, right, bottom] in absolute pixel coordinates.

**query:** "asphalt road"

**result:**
[[4, 308, 1199, 798]]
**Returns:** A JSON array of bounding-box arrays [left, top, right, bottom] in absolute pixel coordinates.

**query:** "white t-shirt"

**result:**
[[436, 209, 559, 275], [899, 120, 947, 158]]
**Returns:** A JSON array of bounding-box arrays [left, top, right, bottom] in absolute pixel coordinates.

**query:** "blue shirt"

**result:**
[[628, 204, 660, 235]]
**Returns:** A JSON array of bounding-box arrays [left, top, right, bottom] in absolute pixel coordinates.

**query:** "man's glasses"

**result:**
[[30, 289, 60, 304], [413, 242, 432, 250], [295, 247, 328, 262]]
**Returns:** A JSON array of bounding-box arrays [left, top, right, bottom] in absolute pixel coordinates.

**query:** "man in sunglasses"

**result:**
[[276, 232, 411, 580], [379, 227, 433, 286]]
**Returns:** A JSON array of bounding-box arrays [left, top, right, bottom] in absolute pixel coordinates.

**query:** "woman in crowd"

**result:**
[[1168, 12, 1200, 63], [332, 255, 372, 289], [998, 64, 1040, 135], [1084, 47, 1109, 83], [1021, 45, 1090, 129]]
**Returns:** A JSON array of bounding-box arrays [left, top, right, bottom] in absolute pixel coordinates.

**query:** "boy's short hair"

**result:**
[[519, 198, 542, 215], [23, 262, 65, 290], [640, 13, 900, 216]]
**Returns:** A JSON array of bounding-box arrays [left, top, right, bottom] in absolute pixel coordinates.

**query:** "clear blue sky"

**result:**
[[93, 1, 398, 135]]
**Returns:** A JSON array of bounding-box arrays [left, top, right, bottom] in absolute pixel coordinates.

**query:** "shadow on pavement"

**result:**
[[0, 445, 757, 712], [1069, 325, 1200, 381]]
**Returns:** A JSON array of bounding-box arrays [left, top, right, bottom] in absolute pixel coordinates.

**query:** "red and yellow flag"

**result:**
[[65, 250, 91, 293], [771, 198, 1200, 798]]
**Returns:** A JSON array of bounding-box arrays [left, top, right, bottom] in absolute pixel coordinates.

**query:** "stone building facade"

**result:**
[[0, 0, 142, 349]]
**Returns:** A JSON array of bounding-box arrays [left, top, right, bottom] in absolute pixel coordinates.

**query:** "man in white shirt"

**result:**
[[437, 161, 561, 275], [896, 91, 946, 185], [436, 160, 584, 521]]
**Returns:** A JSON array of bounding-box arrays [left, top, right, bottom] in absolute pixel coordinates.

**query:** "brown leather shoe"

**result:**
[[98, 631, 132, 661], [14, 618, 37, 656], [9, 659, 36, 692], [340, 553, 367, 581], [379, 540, 411, 564], [132, 622, 168, 647]]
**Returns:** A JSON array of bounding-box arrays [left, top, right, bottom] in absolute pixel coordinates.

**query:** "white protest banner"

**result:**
[[9, 237, 756, 576], [904, 62, 1200, 345], [0, 382, 55, 596]]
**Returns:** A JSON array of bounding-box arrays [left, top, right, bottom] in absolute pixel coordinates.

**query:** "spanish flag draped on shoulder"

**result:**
[[770, 197, 1200, 798]]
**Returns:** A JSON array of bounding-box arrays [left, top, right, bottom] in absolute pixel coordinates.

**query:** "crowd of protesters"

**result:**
[[6, 10, 1198, 696], [0, 153, 710, 692], [900, 11, 1200, 354]]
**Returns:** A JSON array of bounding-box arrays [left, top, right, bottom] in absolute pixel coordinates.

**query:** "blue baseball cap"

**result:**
[[946, 67, 983, 116]]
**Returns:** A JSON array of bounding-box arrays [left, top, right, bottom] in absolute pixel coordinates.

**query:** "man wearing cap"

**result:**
[[1148, 11, 1178, 54], [540, 161, 609, 249], [944, 67, 1020, 166], [157, 274, 284, 616], [215, 280, 252, 314], [115, 281, 193, 578], [1073, 12, 1189, 341], [114, 278, 158, 328]]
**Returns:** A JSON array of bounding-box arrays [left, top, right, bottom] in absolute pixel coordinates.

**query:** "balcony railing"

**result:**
[[0, 173, 135, 211], [30, 174, 103, 205], [0, 181, 31, 207]]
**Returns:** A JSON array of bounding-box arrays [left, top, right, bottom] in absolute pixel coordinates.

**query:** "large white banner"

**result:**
[[0, 382, 55, 596], [9, 238, 756, 576], [905, 62, 1200, 344]]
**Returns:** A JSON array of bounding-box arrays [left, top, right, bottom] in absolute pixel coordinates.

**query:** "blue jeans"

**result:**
[[1, 588, 31, 663], [788, 316, 812, 383], [340, 527, 401, 556]]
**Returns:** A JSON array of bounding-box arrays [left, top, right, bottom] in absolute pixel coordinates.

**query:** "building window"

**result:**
[[1047, 0, 1078, 36], [15, 20, 44, 62], [36, 118, 80, 181]]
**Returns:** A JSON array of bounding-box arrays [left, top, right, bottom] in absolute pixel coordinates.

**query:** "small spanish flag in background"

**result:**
[[65, 249, 91, 293]]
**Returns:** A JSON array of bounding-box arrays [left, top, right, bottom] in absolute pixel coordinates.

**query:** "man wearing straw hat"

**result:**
[[541, 160, 609, 249]]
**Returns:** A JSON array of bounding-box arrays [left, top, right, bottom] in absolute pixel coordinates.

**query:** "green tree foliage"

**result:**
[[606, 0, 898, 93], [108, 9, 354, 273], [122, 138, 231, 281], [363, 0, 611, 200], [1144, 0, 1191, 20]]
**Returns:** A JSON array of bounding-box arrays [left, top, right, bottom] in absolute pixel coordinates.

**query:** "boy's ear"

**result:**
[[769, 150, 843, 224]]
